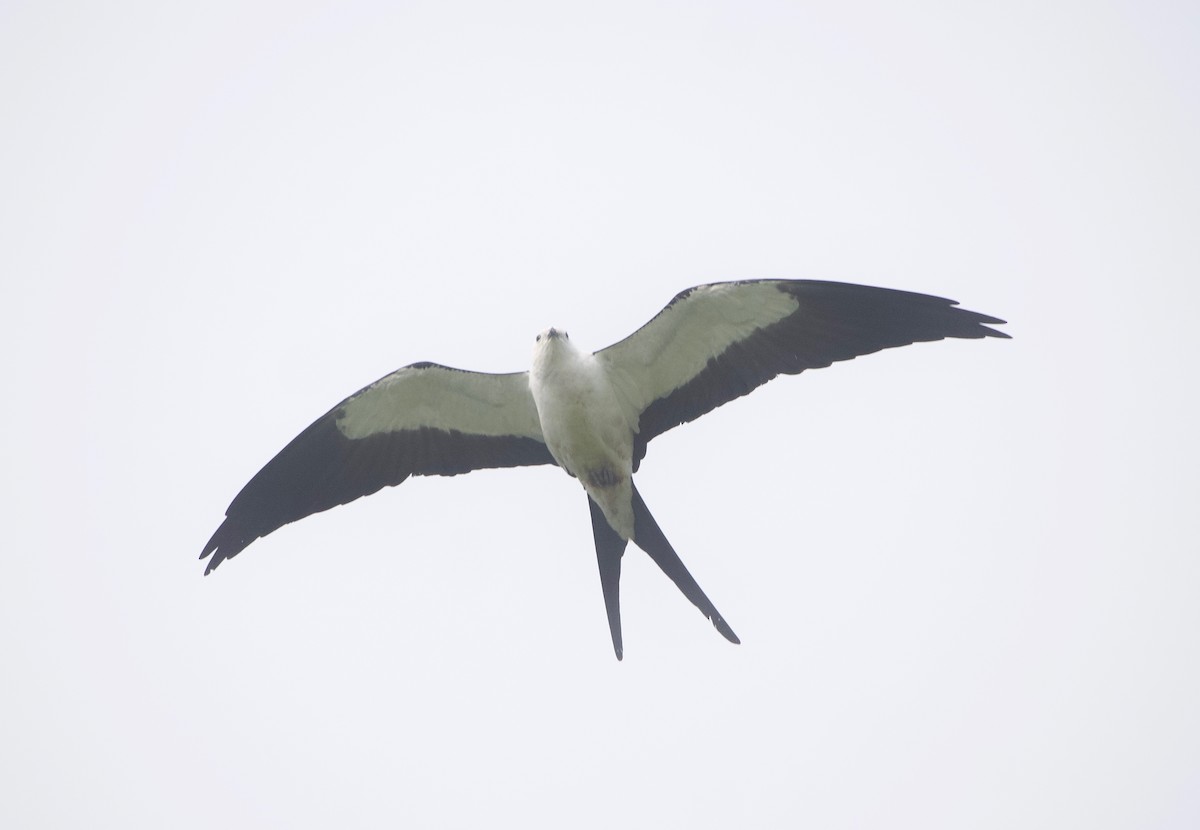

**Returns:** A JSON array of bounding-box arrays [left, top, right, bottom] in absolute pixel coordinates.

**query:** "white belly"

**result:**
[[530, 342, 637, 539]]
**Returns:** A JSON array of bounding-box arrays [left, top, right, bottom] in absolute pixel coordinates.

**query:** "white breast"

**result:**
[[529, 333, 637, 538]]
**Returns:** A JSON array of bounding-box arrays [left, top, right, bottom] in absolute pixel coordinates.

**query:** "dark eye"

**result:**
[[535, 334, 542, 342], [564, 332, 569, 339]]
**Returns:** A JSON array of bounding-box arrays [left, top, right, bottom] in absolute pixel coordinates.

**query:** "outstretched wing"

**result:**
[[595, 280, 1009, 466], [201, 363, 555, 573]]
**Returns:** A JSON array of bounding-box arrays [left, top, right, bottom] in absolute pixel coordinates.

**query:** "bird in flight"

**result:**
[[201, 279, 1007, 659]]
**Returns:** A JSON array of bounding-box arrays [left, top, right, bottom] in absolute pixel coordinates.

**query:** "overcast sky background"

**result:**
[[3, 1, 1198, 827]]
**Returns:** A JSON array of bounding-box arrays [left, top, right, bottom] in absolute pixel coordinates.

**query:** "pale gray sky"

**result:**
[[3, 1, 1198, 827]]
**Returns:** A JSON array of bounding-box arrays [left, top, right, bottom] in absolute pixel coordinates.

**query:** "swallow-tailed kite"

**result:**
[[201, 279, 1007, 658]]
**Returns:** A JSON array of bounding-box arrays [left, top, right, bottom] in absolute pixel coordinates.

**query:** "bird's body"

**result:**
[[201, 279, 1008, 658], [531, 329, 636, 539]]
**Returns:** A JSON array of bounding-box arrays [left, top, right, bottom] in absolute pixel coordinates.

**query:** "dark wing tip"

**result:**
[[199, 517, 259, 575], [200, 547, 224, 576], [713, 616, 741, 645], [975, 314, 1011, 339], [932, 299, 1009, 340], [795, 282, 1012, 354], [940, 312, 1010, 341]]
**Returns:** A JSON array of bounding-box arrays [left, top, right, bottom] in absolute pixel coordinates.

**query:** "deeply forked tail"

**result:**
[[587, 483, 740, 660]]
